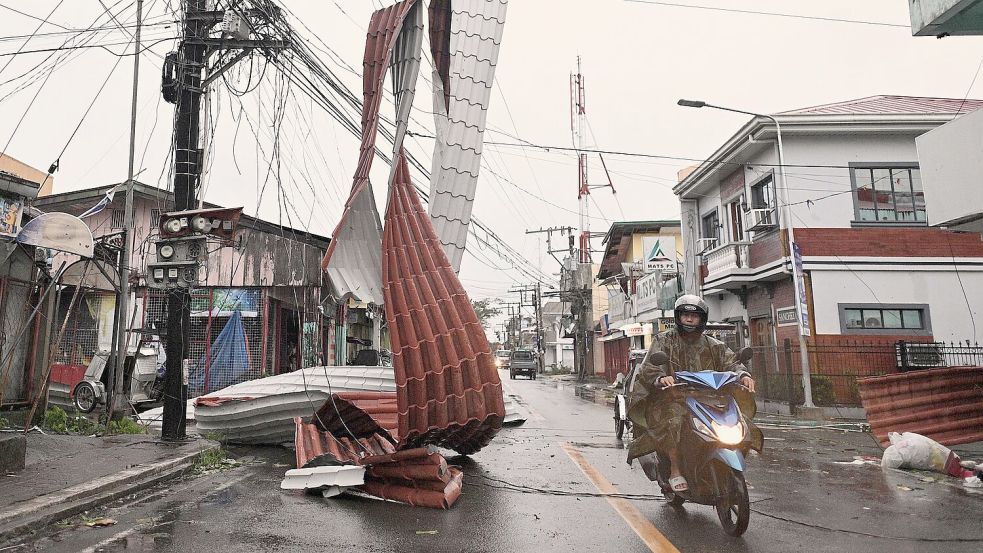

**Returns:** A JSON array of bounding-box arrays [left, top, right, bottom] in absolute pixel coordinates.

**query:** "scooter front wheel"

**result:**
[[715, 468, 750, 537]]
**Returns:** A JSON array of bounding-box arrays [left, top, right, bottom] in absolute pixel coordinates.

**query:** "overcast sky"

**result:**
[[2, 0, 982, 333]]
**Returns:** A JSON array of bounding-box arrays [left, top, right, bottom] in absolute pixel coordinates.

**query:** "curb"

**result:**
[[0, 440, 219, 543]]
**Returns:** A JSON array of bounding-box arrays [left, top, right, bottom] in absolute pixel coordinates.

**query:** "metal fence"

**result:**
[[749, 339, 983, 407]]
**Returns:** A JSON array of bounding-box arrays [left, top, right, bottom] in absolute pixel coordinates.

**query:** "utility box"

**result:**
[[220, 12, 250, 40]]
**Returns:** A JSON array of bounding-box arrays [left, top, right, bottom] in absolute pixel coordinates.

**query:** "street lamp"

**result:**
[[678, 98, 816, 409]]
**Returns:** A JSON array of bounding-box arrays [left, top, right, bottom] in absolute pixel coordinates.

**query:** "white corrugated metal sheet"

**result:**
[[280, 465, 366, 498], [428, 0, 508, 272], [324, 186, 385, 306], [192, 366, 396, 444]]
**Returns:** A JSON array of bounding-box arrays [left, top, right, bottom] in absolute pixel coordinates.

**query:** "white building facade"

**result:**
[[675, 96, 983, 359]]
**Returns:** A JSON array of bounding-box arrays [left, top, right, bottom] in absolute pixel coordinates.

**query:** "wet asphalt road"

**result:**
[[6, 369, 983, 552]]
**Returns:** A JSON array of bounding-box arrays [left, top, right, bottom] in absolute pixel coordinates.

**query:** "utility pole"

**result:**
[[526, 226, 575, 267], [161, 0, 207, 441], [160, 1, 287, 440], [108, 0, 143, 423], [511, 284, 545, 373]]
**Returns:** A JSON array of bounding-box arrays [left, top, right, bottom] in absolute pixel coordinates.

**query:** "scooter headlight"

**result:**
[[692, 417, 714, 439], [712, 420, 746, 445]]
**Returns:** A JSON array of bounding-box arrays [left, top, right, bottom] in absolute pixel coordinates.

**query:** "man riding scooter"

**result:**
[[626, 294, 762, 493]]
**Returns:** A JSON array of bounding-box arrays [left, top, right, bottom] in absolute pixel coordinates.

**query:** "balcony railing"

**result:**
[[704, 243, 749, 278]]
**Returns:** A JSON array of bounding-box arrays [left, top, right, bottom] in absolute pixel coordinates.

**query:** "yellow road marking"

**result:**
[[560, 442, 680, 553]]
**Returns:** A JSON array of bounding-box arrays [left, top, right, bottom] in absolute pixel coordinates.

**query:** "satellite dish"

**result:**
[[16, 212, 94, 258]]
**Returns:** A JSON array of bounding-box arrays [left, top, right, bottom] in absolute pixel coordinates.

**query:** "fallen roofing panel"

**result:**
[[280, 465, 366, 498], [321, 0, 423, 304], [383, 155, 505, 455], [291, 417, 462, 509], [428, 0, 508, 272], [193, 366, 396, 444], [858, 366, 983, 447]]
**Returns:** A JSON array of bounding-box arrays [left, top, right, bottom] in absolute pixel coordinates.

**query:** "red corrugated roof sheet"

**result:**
[[428, 0, 452, 110], [383, 154, 505, 455], [312, 392, 399, 443], [292, 418, 461, 509], [310, 3, 503, 513], [781, 95, 983, 116], [858, 366, 983, 447]]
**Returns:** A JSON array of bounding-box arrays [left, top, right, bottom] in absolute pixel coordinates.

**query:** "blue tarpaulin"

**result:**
[[190, 309, 251, 394]]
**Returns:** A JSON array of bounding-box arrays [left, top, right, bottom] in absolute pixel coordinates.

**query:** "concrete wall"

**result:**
[[809, 266, 983, 343]]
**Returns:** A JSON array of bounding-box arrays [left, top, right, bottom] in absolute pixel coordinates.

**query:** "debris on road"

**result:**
[[82, 517, 116, 528], [964, 476, 982, 488], [834, 456, 880, 466], [880, 432, 964, 477]]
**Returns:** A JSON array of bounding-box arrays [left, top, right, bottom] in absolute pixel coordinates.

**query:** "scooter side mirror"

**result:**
[[648, 351, 669, 366], [736, 347, 753, 363]]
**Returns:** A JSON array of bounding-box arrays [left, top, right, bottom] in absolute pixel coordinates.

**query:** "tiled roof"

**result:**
[[781, 95, 983, 116]]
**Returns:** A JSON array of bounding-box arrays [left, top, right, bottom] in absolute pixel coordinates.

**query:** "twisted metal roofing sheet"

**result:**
[[292, 417, 461, 508], [781, 95, 983, 116], [383, 155, 505, 455], [321, 0, 423, 304], [858, 366, 983, 447], [313, 391, 400, 443], [427, 0, 508, 272]]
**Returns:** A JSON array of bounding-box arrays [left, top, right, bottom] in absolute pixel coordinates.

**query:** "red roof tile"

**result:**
[[781, 95, 983, 116]]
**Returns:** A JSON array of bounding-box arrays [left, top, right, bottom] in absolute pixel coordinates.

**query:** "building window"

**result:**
[[150, 209, 161, 228], [838, 303, 931, 335], [749, 175, 777, 228], [110, 209, 124, 229], [727, 195, 745, 243], [701, 209, 719, 242], [851, 165, 925, 223]]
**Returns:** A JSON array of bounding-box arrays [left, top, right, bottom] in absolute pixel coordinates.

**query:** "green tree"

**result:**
[[471, 298, 501, 330]]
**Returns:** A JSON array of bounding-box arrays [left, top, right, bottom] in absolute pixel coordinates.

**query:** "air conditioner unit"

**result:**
[[696, 238, 718, 254], [896, 342, 944, 371], [745, 208, 777, 232]]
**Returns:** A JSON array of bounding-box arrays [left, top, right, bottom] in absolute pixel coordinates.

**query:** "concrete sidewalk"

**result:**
[[0, 430, 217, 542]]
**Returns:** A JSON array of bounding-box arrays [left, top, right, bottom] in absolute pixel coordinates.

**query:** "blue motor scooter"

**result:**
[[638, 348, 756, 537]]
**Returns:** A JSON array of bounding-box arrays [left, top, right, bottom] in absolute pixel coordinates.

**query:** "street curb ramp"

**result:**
[[0, 439, 220, 543]]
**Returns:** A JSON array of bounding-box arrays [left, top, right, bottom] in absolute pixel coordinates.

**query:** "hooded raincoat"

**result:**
[[626, 329, 763, 463]]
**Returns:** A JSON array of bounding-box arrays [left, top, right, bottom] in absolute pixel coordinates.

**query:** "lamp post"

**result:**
[[677, 99, 815, 408]]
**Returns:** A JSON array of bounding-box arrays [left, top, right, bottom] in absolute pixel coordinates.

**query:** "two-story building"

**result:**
[[675, 96, 983, 401], [595, 220, 683, 381]]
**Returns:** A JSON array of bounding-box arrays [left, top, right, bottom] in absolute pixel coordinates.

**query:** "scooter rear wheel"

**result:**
[[715, 468, 750, 537]]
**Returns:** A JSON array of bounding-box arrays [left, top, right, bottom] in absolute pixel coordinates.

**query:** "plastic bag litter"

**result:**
[[964, 476, 983, 489], [881, 432, 958, 474]]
